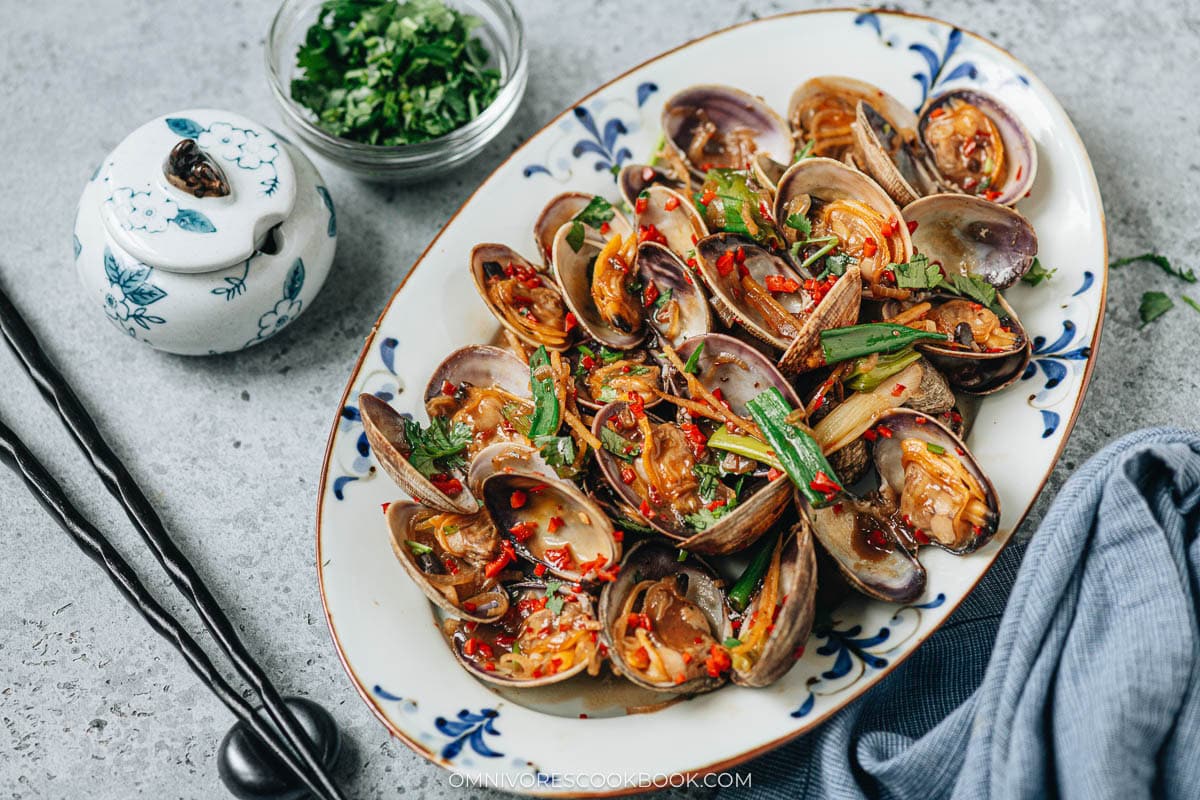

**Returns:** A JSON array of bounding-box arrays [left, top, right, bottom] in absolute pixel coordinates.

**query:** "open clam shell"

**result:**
[[551, 225, 645, 350], [475, 463, 621, 584], [569, 345, 666, 412], [773, 156, 912, 297], [788, 76, 913, 163], [903, 194, 1038, 289], [800, 493, 926, 604], [385, 501, 510, 623], [662, 84, 793, 177], [729, 518, 818, 687], [599, 542, 731, 694], [673, 332, 803, 412], [852, 100, 941, 207], [471, 243, 576, 351], [634, 184, 708, 262], [591, 403, 791, 556], [917, 89, 1037, 206], [914, 293, 1032, 394], [749, 152, 787, 195], [360, 345, 533, 514], [872, 408, 999, 554], [618, 164, 685, 209], [533, 192, 633, 266], [636, 242, 712, 347], [446, 582, 601, 687]]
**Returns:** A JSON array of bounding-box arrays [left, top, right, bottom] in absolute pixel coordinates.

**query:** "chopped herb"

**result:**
[[598, 346, 624, 364], [693, 463, 723, 503], [565, 221, 586, 253], [676, 549, 689, 562], [1021, 257, 1056, 287], [892, 254, 942, 290], [596, 385, 618, 403], [1183, 295, 1200, 314], [599, 426, 641, 460], [511, 642, 521, 654], [652, 287, 674, 312], [290, 0, 501, 146], [574, 195, 615, 228], [544, 580, 565, 615], [527, 346, 560, 438], [682, 342, 704, 374], [816, 252, 856, 280], [1110, 253, 1197, 283], [684, 477, 743, 531], [723, 637, 742, 648], [926, 442, 946, 455], [500, 402, 531, 435], [948, 274, 998, 309], [627, 276, 645, 294], [404, 540, 433, 555], [793, 139, 815, 162], [1139, 291, 1174, 328], [534, 434, 576, 467], [403, 416, 472, 477], [696, 169, 783, 248], [784, 213, 812, 236]]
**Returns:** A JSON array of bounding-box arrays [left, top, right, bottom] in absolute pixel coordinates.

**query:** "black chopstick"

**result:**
[[0, 286, 345, 800], [0, 419, 336, 800]]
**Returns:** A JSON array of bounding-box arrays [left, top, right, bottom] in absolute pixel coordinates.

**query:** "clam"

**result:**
[[800, 493, 926, 604], [359, 345, 532, 514], [471, 243, 576, 351], [852, 100, 942, 206], [728, 518, 818, 687], [618, 164, 685, 209], [917, 89, 1037, 206], [773, 157, 913, 300], [446, 581, 604, 687], [636, 241, 713, 347], [662, 85, 793, 177], [903, 194, 1037, 289], [872, 408, 999, 553], [749, 152, 787, 195], [599, 542, 731, 693], [788, 76, 913, 163], [908, 293, 1032, 394], [551, 226, 644, 350], [570, 344, 665, 411], [386, 501, 510, 623], [533, 192, 632, 265], [474, 460, 621, 584], [694, 233, 862, 374], [633, 184, 708, 262], [591, 334, 795, 555]]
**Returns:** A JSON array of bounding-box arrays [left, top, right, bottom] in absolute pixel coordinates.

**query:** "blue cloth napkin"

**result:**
[[723, 428, 1200, 800]]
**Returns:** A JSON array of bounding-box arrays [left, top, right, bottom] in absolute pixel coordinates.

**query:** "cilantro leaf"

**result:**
[[1020, 257, 1056, 287], [404, 416, 472, 477], [784, 213, 812, 237], [1139, 291, 1174, 328], [544, 580, 565, 615], [694, 463, 722, 503], [683, 342, 704, 374], [948, 274, 998, 309], [684, 476, 744, 531], [1183, 295, 1200, 315], [817, 253, 857, 280], [1111, 253, 1197, 283], [533, 434, 576, 467], [599, 425, 640, 461], [565, 220, 586, 253], [652, 287, 674, 312], [892, 254, 944, 290], [572, 195, 615, 228]]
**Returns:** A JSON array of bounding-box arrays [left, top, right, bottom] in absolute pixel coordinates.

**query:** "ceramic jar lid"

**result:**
[[99, 109, 297, 274]]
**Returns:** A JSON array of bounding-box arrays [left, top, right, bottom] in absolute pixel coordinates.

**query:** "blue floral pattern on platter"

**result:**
[[1021, 271, 1095, 437], [102, 247, 167, 335], [523, 82, 658, 181], [373, 687, 505, 762], [332, 336, 402, 500]]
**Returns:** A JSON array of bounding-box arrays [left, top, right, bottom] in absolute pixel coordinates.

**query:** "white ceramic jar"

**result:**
[[73, 108, 337, 355]]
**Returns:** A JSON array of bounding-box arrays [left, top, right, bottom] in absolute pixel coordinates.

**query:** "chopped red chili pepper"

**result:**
[[599, 221, 610, 235], [484, 541, 516, 579], [907, 219, 919, 234], [833, 502, 844, 515], [638, 498, 656, 519], [462, 601, 478, 612], [533, 562, 547, 577], [862, 429, 878, 442], [700, 188, 716, 206], [876, 424, 893, 439], [880, 217, 898, 238], [679, 422, 707, 457], [626, 612, 653, 630], [510, 489, 528, 509], [862, 237, 878, 258], [619, 466, 636, 485], [664, 195, 680, 212], [440, 379, 457, 396], [808, 470, 842, 499], [891, 383, 907, 398], [627, 392, 645, 418], [638, 224, 667, 245], [913, 530, 931, 545], [866, 528, 889, 550], [705, 498, 727, 512], [1015, 165, 1023, 181], [629, 646, 650, 670], [930, 107, 946, 118], [716, 250, 736, 277], [544, 545, 574, 571], [635, 195, 648, 214], [982, 189, 1002, 202], [443, 558, 459, 575], [380, 502, 391, 514], [463, 637, 479, 655], [955, 446, 966, 456], [611, 529, 624, 542], [767, 467, 784, 481], [765, 275, 801, 294], [643, 281, 660, 307], [758, 199, 774, 221], [581, 354, 596, 370], [546, 516, 564, 534], [563, 312, 578, 332], [430, 474, 464, 496], [914, 416, 928, 425], [704, 645, 732, 677], [509, 521, 537, 542]]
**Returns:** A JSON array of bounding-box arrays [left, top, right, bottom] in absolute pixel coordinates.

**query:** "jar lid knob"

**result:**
[[164, 139, 230, 199]]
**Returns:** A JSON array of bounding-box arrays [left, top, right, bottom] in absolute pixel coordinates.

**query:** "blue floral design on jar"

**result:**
[[247, 258, 305, 346], [196, 122, 247, 160], [233, 129, 279, 170], [110, 187, 179, 233]]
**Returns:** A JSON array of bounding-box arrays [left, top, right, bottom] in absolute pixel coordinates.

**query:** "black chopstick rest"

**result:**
[[218, 697, 341, 800]]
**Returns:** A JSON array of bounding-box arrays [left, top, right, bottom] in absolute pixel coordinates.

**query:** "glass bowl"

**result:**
[[265, 0, 527, 183]]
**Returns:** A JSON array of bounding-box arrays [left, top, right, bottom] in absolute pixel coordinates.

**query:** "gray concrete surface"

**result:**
[[1, 0, 1198, 797]]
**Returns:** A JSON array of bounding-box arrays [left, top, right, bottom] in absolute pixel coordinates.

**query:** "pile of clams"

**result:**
[[364, 77, 1036, 697]]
